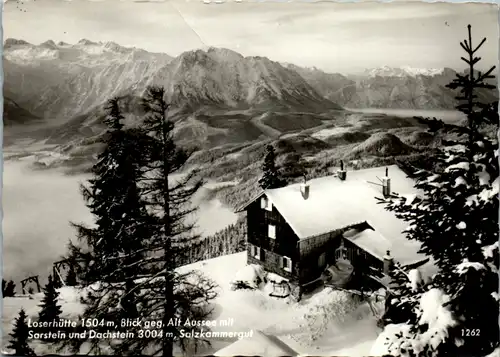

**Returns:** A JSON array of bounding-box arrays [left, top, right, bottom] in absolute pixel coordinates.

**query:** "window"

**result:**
[[250, 245, 261, 260], [268, 224, 276, 239], [281, 256, 292, 273], [250, 245, 264, 261], [261, 197, 272, 211], [260, 197, 266, 209]]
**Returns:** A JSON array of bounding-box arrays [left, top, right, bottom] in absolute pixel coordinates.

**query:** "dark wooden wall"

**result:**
[[246, 195, 300, 279], [246, 196, 386, 286]]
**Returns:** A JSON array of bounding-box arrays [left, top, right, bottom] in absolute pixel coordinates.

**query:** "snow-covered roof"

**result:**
[[342, 227, 424, 266], [262, 165, 425, 265], [343, 228, 392, 262], [213, 330, 298, 357]]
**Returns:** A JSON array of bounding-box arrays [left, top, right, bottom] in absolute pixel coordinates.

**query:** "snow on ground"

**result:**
[[370, 288, 457, 357], [213, 330, 298, 356], [3, 253, 383, 356], [178, 252, 384, 355], [311, 127, 351, 140], [2, 287, 87, 355]]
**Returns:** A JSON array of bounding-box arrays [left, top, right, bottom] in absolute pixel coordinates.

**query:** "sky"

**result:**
[[2, 0, 499, 74]]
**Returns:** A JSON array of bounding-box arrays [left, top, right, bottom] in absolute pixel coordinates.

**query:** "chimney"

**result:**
[[383, 250, 394, 275], [382, 167, 391, 197], [337, 160, 347, 181], [300, 174, 310, 200]]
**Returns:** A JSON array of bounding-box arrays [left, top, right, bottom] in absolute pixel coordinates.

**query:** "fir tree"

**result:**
[[68, 97, 151, 284], [52, 274, 63, 290], [38, 275, 62, 323], [7, 308, 36, 356], [5, 280, 16, 297], [122, 85, 217, 356], [61, 88, 218, 356], [65, 267, 78, 287], [37, 275, 63, 343], [58, 98, 155, 353], [258, 144, 285, 189], [376, 25, 499, 357]]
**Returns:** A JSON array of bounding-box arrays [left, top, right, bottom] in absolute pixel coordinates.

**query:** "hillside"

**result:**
[[1, 253, 386, 356], [3, 39, 173, 122], [4, 40, 345, 151], [293, 66, 498, 110], [4, 41, 339, 123], [3, 39, 481, 190], [3, 97, 41, 126]]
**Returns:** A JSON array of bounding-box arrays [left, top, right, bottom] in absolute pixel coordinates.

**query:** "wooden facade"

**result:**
[[245, 194, 388, 287], [246, 195, 299, 280]]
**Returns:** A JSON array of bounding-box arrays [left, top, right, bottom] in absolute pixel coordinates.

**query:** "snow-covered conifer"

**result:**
[[376, 25, 499, 357]]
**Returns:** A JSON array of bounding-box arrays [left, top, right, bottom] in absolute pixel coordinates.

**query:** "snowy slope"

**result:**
[[139, 47, 340, 111], [4, 40, 340, 126], [294, 66, 498, 110], [363, 66, 446, 78], [3, 39, 173, 122], [2, 253, 384, 356]]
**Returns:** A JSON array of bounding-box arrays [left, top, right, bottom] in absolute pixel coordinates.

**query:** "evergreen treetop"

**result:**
[[7, 308, 36, 356], [68, 97, 151, 284], [38, 274, 62, 323], [259, 144, 285, 189], [376, 25, 499, 357], [60, 87, 218, 357], [65, 266, 78, 287]]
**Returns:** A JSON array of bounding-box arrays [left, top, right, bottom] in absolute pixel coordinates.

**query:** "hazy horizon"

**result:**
[[3, 0, 498, 74]]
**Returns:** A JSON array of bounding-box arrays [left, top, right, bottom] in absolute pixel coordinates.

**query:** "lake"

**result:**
[[345, 108, 466, 123], [1, 159, 238, 287]]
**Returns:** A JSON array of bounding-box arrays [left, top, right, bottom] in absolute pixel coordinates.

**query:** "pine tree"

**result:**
[[258, 144, 285, 189], [375, 25, 499, 357], [61, 88, 218, 356], [38, 275, 62, 323], [52, 274, 63, 290], [5, 280, 16, 297], [65, 267, 78, 287], [122, 85, 217, 356], [60, 98, 154, 353], [58, 98, 155, 354], [7, 308, 36, 356], [37, 275, 63, 343], [68, 97, 151, 284]]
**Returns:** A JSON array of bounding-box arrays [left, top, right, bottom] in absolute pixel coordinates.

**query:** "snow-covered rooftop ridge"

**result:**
[[213, 330, 298, 357], [264, 165, 425, 264]]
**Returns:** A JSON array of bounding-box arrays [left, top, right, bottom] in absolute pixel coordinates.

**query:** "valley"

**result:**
[[4, 39, 491, 289]]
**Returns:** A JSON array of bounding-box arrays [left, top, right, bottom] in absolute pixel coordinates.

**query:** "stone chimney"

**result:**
[[337, 160, 347, 181], [383, 250, 394, 275], [300, 174, 310, 200], [382, 167, 391, 197]]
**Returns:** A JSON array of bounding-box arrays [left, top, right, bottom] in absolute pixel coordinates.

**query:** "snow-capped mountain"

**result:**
[[363, 66, 446, 78], [4, 39, 498, 144], [294, 65, 497, 110], [4, 40, 340, 126], [141, 48, 339, 111], [3, 39, 173, 122]]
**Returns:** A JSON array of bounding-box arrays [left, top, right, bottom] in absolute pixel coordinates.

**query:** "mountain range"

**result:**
[[3, 39, 498, 148]]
